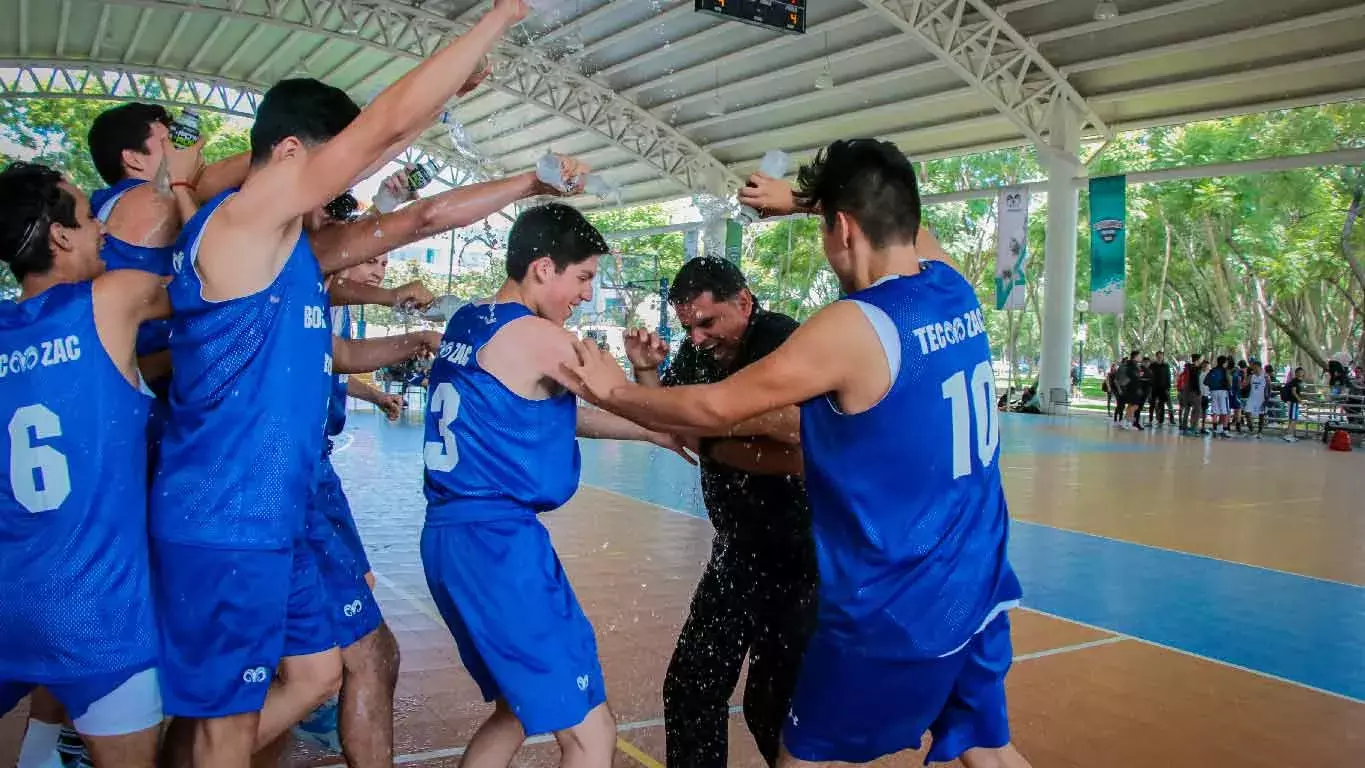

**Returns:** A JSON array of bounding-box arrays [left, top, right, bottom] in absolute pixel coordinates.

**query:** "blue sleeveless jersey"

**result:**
[[0, 282, 156, 682], [326, 304, 352, 439], [423, 302, 580, 524], [799, 264, 1021, 660], [91, 178, 174, 359], [152, 190, 333, 549]]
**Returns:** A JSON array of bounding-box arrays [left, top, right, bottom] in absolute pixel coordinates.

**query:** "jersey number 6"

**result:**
[[9, 404, 72, 514]]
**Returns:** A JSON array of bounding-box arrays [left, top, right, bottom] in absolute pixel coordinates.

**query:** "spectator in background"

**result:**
[[1229, 360, 1246, 434], [1178, 354, 1203, 435], [1120, 351, 1145, 431], [1148, 351, 1172, 428], [1282, 367, 1305, 443]]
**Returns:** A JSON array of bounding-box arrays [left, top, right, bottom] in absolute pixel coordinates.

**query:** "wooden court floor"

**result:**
[[2, 411, 1363, 766]]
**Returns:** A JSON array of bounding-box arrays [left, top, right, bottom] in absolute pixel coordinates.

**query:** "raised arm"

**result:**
[[312, 159, 585, 274], [333, 331, 441, 375], [328, 277, 433, 311], [92, 269, 173, 386], [562, 301, 877, 434], [224, 0, 523, 231]]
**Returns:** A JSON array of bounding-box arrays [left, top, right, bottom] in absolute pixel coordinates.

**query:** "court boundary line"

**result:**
[[579, 479, 1364, 590], [577, 482, 1365, 704], [322, 588, 1123, 768], [1014, 606, 1365, 705]]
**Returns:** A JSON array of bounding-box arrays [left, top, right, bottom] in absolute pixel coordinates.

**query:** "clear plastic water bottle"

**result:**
[[738, 150, 790, 224], [421, 294, 467, 322], [583, 174, 623, 206], [168, 109, 201, 149], [536, 151, 566, 191], [373, 159, 441, 214]]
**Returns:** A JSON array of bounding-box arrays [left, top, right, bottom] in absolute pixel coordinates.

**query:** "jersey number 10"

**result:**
[[9, 404, 72, 514], [940, 361, 1000, 479]]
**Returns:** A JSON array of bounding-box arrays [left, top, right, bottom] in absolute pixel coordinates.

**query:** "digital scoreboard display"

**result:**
[[695, 0, 806, 35]]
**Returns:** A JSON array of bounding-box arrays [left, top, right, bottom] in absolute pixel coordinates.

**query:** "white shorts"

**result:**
[[1209, 391, 1231, 416], [74, 668, 163, 737], [1244, 397, 1265, 416]]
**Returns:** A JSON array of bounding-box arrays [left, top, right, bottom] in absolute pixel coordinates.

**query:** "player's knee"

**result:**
[[285, 651, 343, 709], [555, 703, 616, 761]]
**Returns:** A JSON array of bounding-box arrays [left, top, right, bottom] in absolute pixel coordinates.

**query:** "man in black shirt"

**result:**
[[1148, 351, 1173, 427], [625, 257, 816, 768]]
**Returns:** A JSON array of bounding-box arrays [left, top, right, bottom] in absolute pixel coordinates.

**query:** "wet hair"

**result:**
[[249, 78, 361, 165], [87, 102, 173, 186], [505, 202, 608, 281], [668, 256, 747, 305], [324, 191, 360, 222], [795, 138, 921, 248], [0, 162, 79, 281]]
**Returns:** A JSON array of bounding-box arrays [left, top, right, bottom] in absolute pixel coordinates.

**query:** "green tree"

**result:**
[[585, 205, 685, 326]]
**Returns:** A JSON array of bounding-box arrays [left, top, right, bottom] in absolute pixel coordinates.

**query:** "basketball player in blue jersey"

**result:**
[[562, 140, 1031, 768], [422, 202, 693, 768], [0, 162, 174, 768], [151, 3, 526, 765]]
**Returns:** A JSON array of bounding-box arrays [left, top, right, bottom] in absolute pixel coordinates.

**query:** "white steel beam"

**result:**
[[90, 0, 738, 197], [856, 0, 1109, 147], [0, 60, 481, 187]]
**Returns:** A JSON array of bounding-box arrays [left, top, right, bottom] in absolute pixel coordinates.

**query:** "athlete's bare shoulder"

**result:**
[[105, 184, 180, 248], [479, 313, 577, 399]]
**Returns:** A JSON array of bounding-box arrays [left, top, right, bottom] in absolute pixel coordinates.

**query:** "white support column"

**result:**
[[1038, 104, 1083, 413], [694, 195, 733, 261]]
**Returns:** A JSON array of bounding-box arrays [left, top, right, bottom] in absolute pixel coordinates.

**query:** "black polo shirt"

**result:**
[[661, 308, 811, 545]]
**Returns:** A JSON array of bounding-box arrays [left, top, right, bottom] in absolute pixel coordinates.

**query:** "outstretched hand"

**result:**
[[560, 338, 629, 405], [650, 432, 698, 465], [376, 392, 405, 421], [623, 327, 669, 371], [737, 173, 797, 218]]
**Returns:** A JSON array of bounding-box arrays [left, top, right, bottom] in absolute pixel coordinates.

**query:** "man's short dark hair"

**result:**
[[505, 202, 608, 281], [250, 78, 361, 165], [795, 138, 921, 248], [0, 162, 79, 281], [87, 102, 172, 186], [668, 256, 747, 305]]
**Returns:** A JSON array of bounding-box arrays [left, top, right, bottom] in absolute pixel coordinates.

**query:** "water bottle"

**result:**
[[421, 294, 467, 322], [583, 174, 623, 206], [168, 109, 201, 149], [535, 151, 569, 192], [738, 150, 790, 224], [373, 159, 441, 214]]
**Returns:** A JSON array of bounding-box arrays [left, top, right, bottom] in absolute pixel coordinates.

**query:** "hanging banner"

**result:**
[[1089, 175, 1127, 315], [725, 219, 743, 264], [994, 186, 1030, 311]]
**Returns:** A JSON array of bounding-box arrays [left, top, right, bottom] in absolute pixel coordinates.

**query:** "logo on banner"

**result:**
[[1003, 191, 1025, 212], [1093, 218, 1124, 244]]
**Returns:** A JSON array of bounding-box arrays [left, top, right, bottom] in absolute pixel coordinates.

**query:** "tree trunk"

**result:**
[[1264, 301, 1329, 370]]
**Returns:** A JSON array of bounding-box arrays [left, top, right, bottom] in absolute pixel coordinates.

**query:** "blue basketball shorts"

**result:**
[[0, 666, 161, 736], [783, 612, 1014, 765], [308, 459, 381, 649], [420, 516, 606, 736], [150, 539, 336, 718]]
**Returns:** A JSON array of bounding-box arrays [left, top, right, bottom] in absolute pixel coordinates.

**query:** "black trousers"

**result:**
[[663, 534, 818, 768]]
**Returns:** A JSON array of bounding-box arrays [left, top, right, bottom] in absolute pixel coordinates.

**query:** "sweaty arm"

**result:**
[[333, 331, 439, 375], [311, 172, 548, 275], [199, 4, 519, 293], [577, 301, 879, 435], [92, 270, 173, 387], [191, 151, 251, 203]]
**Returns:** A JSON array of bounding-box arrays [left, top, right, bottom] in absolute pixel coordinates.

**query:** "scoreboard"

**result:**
[[695, 0, 806, 35]]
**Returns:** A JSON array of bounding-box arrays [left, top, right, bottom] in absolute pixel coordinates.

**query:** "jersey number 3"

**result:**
[[9, 404, 72, 513], [424, 382, 461, 472], [940, 361, 1000, 479]]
